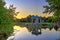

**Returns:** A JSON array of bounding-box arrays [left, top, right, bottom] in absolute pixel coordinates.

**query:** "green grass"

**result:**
[[19, 22, 53, 28]]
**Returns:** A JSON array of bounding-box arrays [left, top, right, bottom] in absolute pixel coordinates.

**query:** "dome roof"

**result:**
[[32, 16, 41, 19]]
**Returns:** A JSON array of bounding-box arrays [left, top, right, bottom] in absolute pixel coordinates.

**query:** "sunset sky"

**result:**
[[5, 0, 53, 19]]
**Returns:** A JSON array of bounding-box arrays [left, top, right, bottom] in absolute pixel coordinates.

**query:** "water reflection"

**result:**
[[13, 25, 60, 40], [54, 26, 59, 31], [24, 25, 42, 35], [16, 25, 60, 35], [27, 27, 42, 35]]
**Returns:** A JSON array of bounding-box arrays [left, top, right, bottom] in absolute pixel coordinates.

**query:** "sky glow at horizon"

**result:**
[[5, 0, 53, 19]]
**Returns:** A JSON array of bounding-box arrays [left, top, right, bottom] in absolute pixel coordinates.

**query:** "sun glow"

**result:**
[[13, 25, 28, 31], [15, 12, 53, 19], [15, 11, 29, 19]]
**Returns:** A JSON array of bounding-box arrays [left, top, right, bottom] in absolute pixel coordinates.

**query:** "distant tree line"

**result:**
[[16, 15, 55, 23]]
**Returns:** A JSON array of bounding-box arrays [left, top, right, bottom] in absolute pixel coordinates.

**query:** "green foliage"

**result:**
[[46, 0, 60, 5], [54, 10, 60, 17], [44, 0, 60, 17], [0, 0, 5, 7], [52, 16, 59, 22], [0, 0, 17, 40]]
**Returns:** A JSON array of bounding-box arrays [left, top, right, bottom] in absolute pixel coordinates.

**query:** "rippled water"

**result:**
[[13, 25, 60, 40]]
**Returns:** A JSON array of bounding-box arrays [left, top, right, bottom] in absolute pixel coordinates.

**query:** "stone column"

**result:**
[[35, 18, 39, 24]]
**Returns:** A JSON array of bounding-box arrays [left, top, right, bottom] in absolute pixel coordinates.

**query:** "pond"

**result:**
[[13, 25, 60, 40]]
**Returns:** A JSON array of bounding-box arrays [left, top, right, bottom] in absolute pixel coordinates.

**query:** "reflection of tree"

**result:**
[[42, 27, 47, 30], [54, 26, 59, 31], [48, 27, 53, 31], [27, 26, 59, 35], [19, 24, 60, 36]]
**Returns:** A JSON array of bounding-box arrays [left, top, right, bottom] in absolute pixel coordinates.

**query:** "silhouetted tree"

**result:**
[[43, 0, 60, 20]]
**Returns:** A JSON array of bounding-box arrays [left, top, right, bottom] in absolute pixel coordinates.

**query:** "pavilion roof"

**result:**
[[32, 16, 41, 19]]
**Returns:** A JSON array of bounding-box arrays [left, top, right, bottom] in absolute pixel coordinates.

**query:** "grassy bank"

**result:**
[[17, 22, 53, 28]]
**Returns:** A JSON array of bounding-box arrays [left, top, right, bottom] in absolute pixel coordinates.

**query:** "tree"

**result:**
[[26, 15, 32, 22], [9, 5, 19, 18], [0, 0, 18, 40], [43, 0, 60, 18]]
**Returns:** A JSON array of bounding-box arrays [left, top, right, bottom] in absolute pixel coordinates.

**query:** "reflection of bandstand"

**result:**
[[27, 25, 42, 35], [32, 28, 42, 35]]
